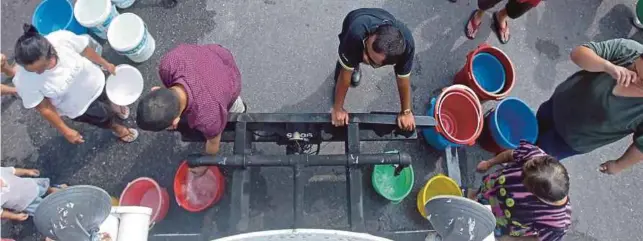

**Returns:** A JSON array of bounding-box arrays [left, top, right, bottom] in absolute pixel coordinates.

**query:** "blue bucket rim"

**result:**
[[491, 97, 538, 148], [472, 52, 506, 94], [32, 0, 75, 33]]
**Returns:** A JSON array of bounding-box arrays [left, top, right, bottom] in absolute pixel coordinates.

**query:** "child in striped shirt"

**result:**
[[473, 140, 572, 241]]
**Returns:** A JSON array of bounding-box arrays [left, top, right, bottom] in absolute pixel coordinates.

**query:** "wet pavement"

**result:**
[[2, 0, 643, 240]]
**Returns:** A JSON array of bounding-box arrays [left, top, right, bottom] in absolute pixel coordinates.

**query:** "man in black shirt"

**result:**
[[332, 8, 416, 131]]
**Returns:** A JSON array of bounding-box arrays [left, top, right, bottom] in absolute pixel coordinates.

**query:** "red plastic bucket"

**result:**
[[119, 177, 169, 223], [174, 161, 226, 212], [433, 85, 483, 145], [455, 43, 515, 101]]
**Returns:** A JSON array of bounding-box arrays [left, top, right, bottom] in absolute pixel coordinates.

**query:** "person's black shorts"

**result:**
[[478, 0, 541, 19], [72, 90, 116, 129]]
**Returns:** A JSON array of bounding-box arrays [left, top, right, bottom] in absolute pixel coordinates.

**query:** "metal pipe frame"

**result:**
[[188, 113, 436, 238]]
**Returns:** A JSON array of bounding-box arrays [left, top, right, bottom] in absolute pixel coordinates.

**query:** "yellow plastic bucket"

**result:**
[[416, 174, 462, 218]]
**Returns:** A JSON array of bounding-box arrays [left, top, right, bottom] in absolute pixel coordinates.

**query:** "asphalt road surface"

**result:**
[[2, 0, 642, 240]]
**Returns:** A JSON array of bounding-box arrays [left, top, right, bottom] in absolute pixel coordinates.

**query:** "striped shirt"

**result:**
[[477, 141, 572, 241]]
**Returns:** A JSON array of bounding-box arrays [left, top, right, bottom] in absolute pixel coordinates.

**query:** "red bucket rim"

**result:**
[[434, 85, 483, 145], [119, 177, 164, 221], [464, 45, 516, 99], [173, 161, 225, 212]]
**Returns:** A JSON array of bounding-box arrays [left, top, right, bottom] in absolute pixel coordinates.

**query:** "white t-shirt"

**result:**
[[13, 30, 105, 118]]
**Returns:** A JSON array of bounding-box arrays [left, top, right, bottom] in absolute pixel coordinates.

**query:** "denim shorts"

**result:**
[[23, 178, 50, 215]]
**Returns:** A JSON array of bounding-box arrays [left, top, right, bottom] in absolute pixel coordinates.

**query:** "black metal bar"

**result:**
[[228, 169, 250, 235], [227, 113, 436, 127], [292, 165, 305, 229], [227, 121, 251, 235], [345, 123, 365, 232], [186, 153, 411, 168]]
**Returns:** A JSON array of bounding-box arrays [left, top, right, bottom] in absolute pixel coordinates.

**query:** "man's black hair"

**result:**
[[136, 88, 181, 131], [14, 24, 57, 66], [371, 24, 406, 65]]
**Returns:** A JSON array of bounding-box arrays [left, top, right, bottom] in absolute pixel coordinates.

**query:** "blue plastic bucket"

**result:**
[[472, 53, 505, 94], [422, 97, 462, 150], [32, 0, 87, 35], [488, 97, 538, 149]]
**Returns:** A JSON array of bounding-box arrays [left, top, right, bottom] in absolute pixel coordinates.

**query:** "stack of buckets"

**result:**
[[422, 43, 539, 154], [31, 0, 156, 63]]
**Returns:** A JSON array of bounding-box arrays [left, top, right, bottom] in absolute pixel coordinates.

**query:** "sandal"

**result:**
[[465, 10, 483, 39], [111, 104, 130, 120], [492, 12, 510, 44], [113, 128, 139, 143]]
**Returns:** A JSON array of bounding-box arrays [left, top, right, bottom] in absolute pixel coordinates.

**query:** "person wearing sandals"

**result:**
[[332, 8, 416, 132], [1, 166, 67, 222], [536, 39, 643, 175], [136, 44, 246, 176], [465, 0, 542, 44], [12, 25, 138, 144]]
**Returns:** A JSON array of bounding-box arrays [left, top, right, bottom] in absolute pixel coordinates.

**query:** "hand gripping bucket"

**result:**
[[422, 85, 484, 150], [107, 13, 156, 63], [119, 177, 169, 225], [74, 0, 119, 39], [454, 44, 515, 101]]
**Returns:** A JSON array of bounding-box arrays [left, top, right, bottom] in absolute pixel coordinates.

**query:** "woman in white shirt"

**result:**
[[13, 24, 138, 143]]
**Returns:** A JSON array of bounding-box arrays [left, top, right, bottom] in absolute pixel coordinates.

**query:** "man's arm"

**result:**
[[333, 67, 352, 111], [570, 45, 613, 72], [205, 134, 222, 155], [396, 76, 412, 112]]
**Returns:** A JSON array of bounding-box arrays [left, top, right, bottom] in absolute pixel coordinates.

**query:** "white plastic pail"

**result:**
[[74, 0, 119, 39], [99, 214, 120, 241], [113, 206, 152, 241], [107, 13, 156, 63], [111, 0, 136, 9], [106, 64, 144, 106]]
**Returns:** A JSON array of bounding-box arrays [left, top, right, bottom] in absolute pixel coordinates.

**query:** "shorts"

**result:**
[[72, 90, 118, 129], [177, 97, 246, 142], [24, 178, 50, 215], [478, 0, 542, 19], [535, 99, 580, 160]]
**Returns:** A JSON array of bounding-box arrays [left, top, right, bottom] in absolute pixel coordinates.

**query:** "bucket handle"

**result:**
[[149, 221, 156, 230]]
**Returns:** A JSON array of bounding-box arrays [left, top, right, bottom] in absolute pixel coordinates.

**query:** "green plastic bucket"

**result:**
[[638, 0, 643, 23], [371, 164, 414, 204]]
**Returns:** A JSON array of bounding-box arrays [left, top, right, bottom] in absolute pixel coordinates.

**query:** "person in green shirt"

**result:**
[[537, 38, 643, 175]]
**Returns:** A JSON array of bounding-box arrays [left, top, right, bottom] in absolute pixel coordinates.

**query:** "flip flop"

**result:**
[[112, 128, 139, 143], [465, 10, 482, 39], [492, 12, 511, 44]]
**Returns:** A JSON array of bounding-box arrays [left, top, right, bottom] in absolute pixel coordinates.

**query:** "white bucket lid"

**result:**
[[106, 64, 144, 106], [74, 0, 112, 27], [112, 206, 153, 215], [107, 13, 145, 52]]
